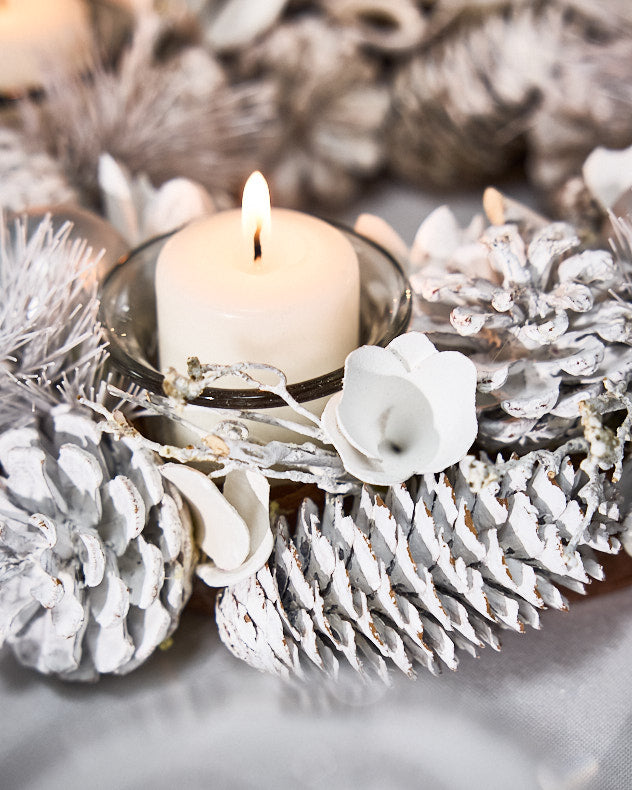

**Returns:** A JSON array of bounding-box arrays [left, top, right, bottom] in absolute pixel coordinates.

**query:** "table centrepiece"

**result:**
[[2, 167, 632, 684], [3, 1, 632, 687]]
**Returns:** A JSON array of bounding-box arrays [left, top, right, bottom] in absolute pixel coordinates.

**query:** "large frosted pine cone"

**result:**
[[0, 406, 195, 680], [237, 16, 390, 207], [389, 3, 632, 191], [412, 211, 632, 449], [216, 453, 620, 682]]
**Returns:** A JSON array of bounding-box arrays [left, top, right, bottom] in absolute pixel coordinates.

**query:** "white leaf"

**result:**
[[196, 469, 273, 586], [207, 0, 288, 51], [98, 153, 140, 245], [161, 464, 250, 571]]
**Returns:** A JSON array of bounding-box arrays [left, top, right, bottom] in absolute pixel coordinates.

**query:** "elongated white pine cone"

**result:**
[[0, 406, 195, 680], [216, 453, 620, 682]]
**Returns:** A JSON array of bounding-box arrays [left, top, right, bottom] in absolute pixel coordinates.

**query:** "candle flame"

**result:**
[[242, 171, 271, 261]]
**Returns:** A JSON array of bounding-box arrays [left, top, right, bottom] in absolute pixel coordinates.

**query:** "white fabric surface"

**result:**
[[1, 588, 631, 789], [1, 182, 630, 790]]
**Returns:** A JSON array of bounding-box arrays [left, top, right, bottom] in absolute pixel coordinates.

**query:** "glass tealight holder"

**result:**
[[99, 222, 412, 413]]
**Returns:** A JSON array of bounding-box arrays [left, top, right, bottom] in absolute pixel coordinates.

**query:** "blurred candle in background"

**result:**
[[0, 0, 91, 95]]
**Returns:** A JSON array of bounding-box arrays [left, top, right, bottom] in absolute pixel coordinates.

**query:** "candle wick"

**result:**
[[253, 224, 262, 261]]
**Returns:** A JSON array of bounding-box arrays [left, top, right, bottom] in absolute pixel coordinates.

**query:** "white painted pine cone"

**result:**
[[410, 206, 632, 449], [320, 0, 427, 53], [203, 0, 290, 52], [216, 451, 621, 682], [237, 16, 389, 207], [0, 406, 196, 680]]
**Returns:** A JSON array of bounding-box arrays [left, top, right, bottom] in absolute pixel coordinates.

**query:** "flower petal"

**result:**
[[324, 334, 479, 484], [161, 464, 249, 571], [344, 343, 408, 379], [196, 527, 273, 587], [340, 372, 433, 462], [336, 345, 408, 459], [387, 332, 437, 371], [408, 351, 478, 472], [324, 374, 441, 486], [322, 393, 417, 485], [195, 466, 272, 586], [222, 469, 270, 559]]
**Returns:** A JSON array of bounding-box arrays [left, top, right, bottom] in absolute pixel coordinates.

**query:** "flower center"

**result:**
[[377, 407, 417, 459]]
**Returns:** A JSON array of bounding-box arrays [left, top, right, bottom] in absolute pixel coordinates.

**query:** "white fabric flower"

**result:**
[[161, 465, 273, 587], [322, 333, 478, 485]]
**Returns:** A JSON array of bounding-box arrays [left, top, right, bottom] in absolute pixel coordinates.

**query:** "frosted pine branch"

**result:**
[[84, 383, 354, 495], [0, 214, 106, 431]]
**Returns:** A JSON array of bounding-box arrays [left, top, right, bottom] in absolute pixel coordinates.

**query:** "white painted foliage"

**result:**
[[161, 465, 273, 587]]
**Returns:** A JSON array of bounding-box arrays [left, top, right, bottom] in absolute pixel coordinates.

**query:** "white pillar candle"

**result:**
[[0, 0, 91, 94], [155, 173, 360, 397]]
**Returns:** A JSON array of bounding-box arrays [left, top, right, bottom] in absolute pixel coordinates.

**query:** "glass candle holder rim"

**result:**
[[100, 218, 413, 409]]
